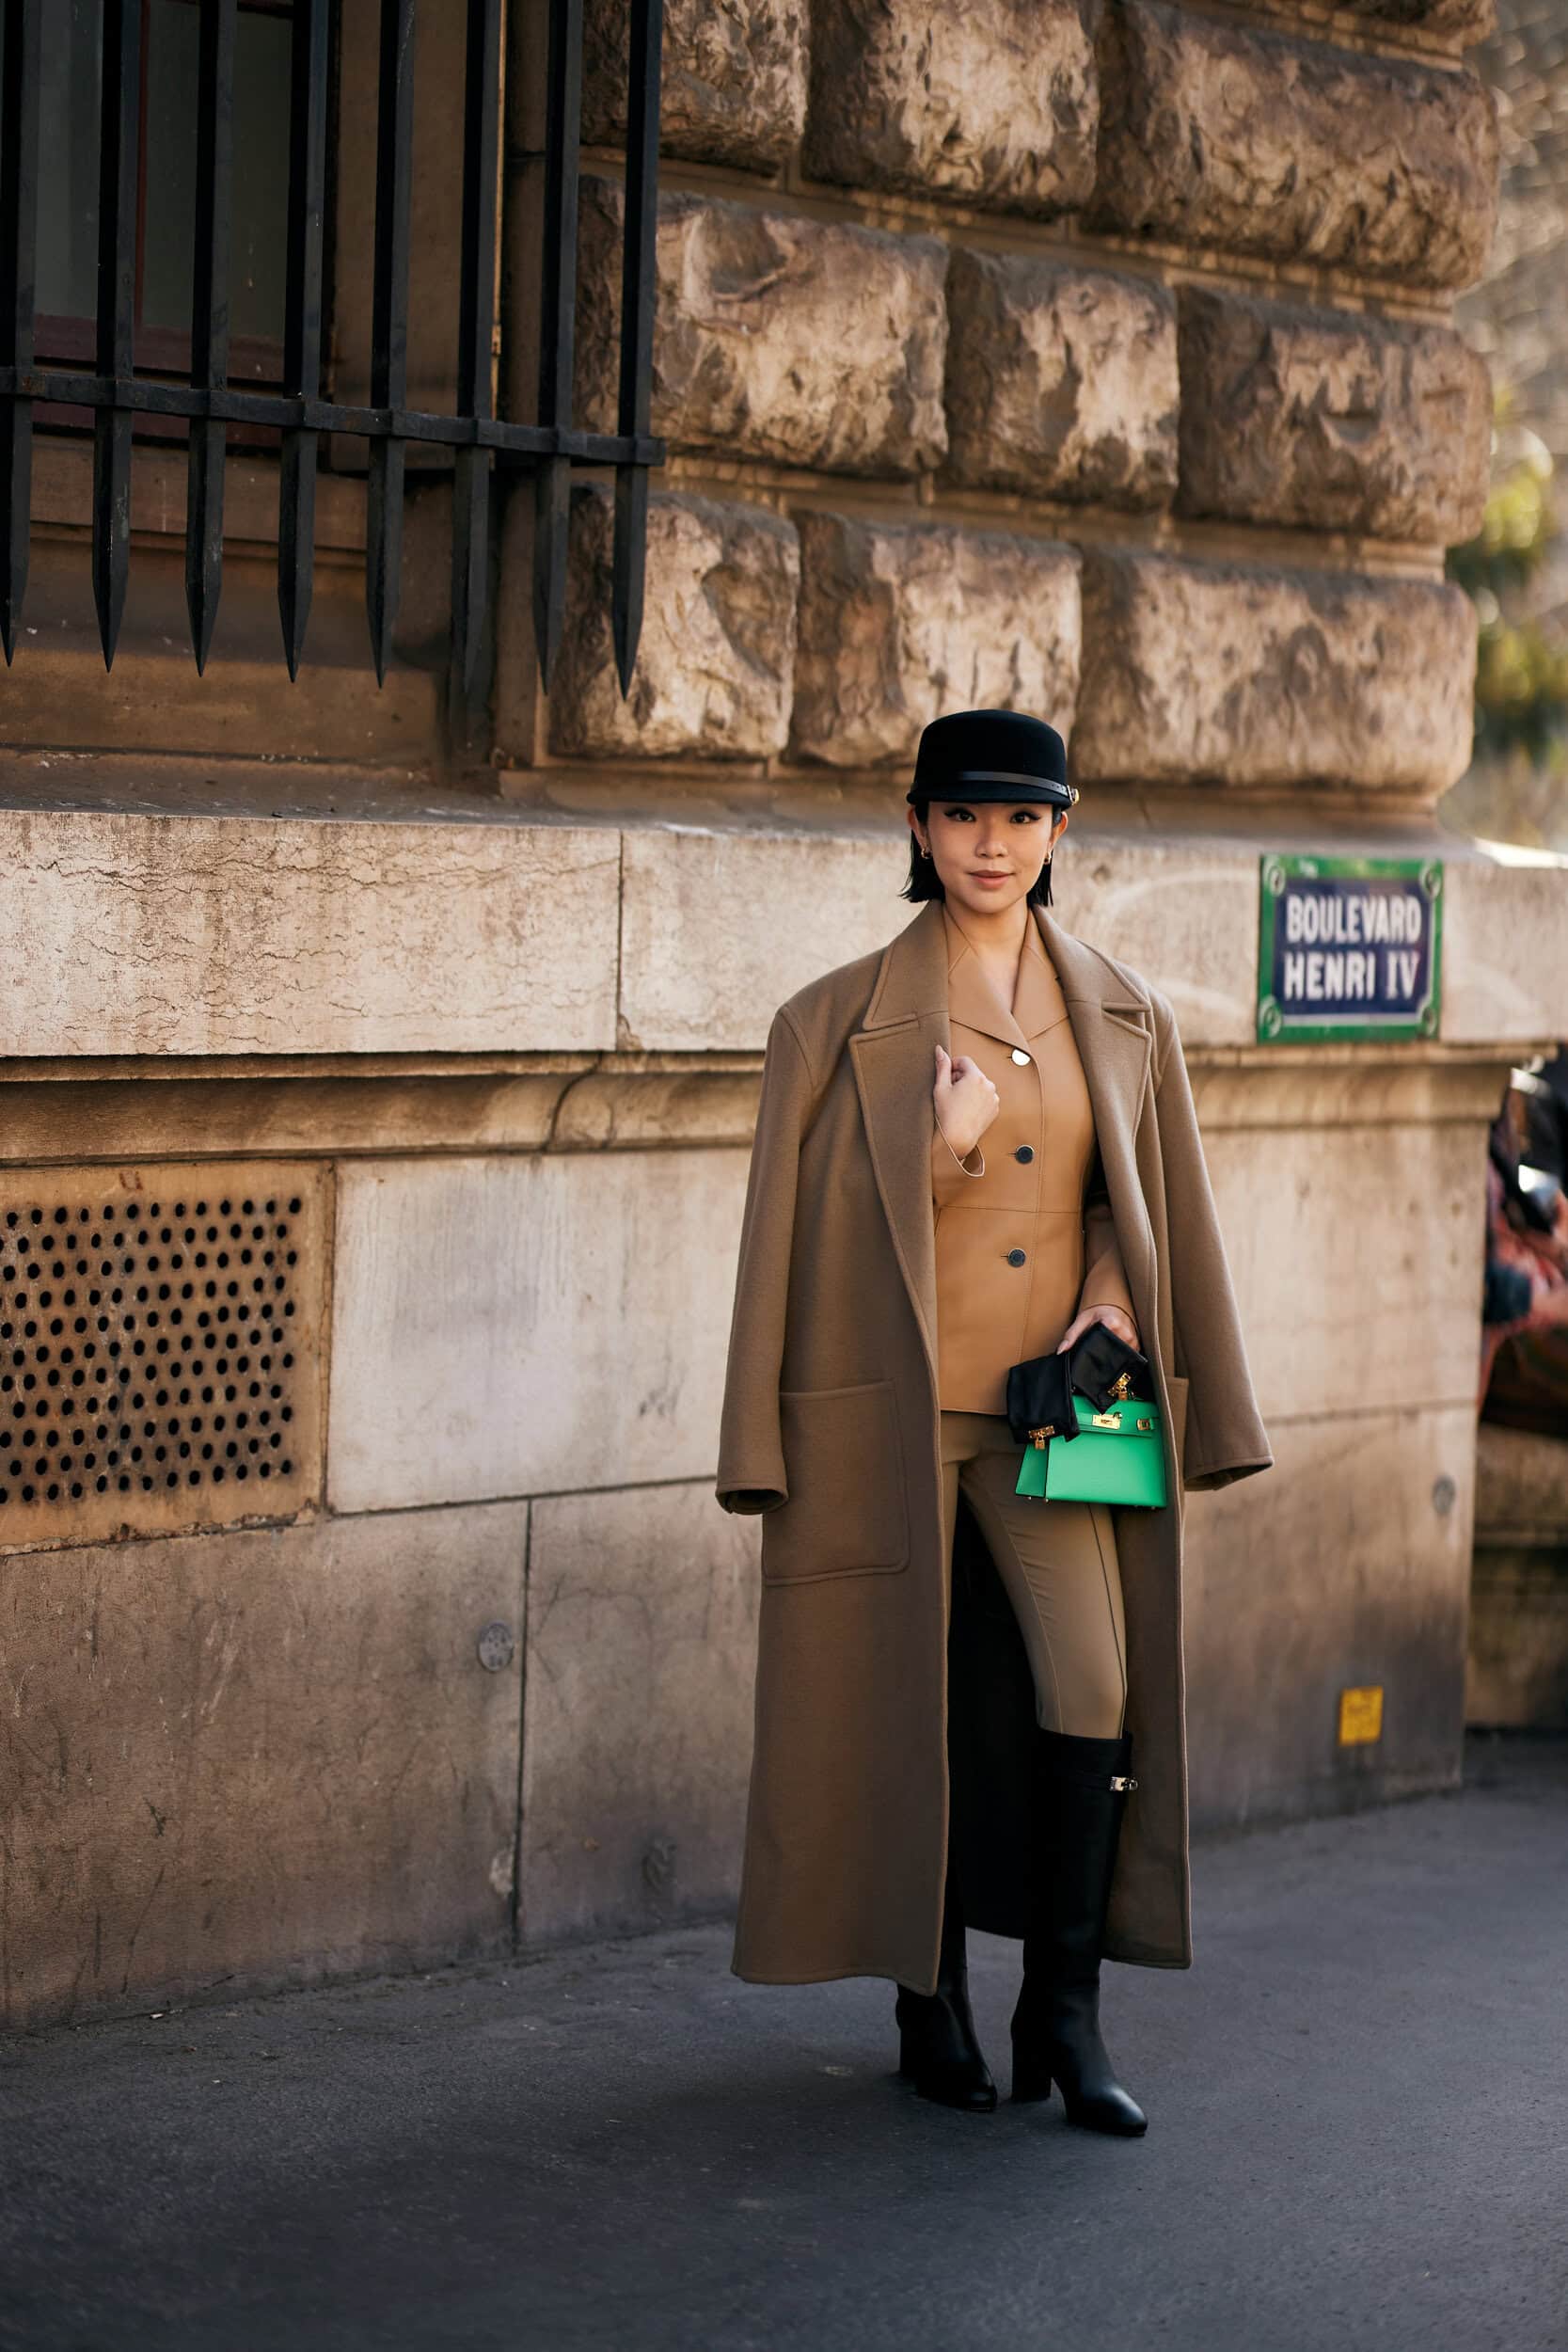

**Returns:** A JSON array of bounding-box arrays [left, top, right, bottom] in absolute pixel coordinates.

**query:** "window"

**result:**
[[12, 0, 292, 392]]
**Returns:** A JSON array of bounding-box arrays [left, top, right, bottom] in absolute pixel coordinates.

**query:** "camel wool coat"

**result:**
[[715, 896, 1273, 1993]]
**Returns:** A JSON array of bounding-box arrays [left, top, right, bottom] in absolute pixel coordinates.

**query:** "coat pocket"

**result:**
[[762, 1380, 911, 1583]]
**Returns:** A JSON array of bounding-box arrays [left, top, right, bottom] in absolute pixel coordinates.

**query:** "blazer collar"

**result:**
[[848, 896, 1158, 1391], [942, 905, 1067, 1052], [857, 896, 1151, 1029]]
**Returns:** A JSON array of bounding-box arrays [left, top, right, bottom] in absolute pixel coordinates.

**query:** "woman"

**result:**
[[715, 708, 1272, 2137]]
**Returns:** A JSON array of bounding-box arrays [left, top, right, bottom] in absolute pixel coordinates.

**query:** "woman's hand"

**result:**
[[1055, 1304, 1140, 1355], [933, 1043, 1000, 1161]]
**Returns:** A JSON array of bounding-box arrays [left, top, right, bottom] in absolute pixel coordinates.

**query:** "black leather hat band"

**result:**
[[910, 769, 1078, 804], [954, 770, 1074, 795]]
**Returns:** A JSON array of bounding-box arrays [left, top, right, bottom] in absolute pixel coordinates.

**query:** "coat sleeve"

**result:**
[[715, 1005, 816, 1517], [1151, 992, 1274, 1493]]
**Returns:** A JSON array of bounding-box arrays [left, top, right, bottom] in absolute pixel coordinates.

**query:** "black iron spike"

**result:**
[[449, 442, 488, 737], [365, 0, 416, 685], [277, 0, 330, 677], [92, 0, 140, 671], [450, 0, 502, 725], [277, 434, 317, 684], [365, 437, 404, 688], [0, 0, 41, 663], [186, 0, 238, 675], [611, 0, 661, 696], [532, 0, 583, 690]]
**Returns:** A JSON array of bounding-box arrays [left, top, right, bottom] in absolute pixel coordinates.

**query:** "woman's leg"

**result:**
[[956, 1418, 1147, 2134], [956, 1424, 1128, 1739]]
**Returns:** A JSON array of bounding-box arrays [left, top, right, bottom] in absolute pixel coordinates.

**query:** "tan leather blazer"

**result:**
[[931, 904, 1137, 1413]]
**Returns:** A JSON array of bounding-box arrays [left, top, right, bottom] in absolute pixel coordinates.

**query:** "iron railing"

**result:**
[[0, 0, 664, 701]]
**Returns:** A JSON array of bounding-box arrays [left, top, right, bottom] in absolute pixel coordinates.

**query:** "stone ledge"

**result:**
[[0, 1040, 1532, 1165], [1, 810, 1558, 1070], [0, 808, 622, 1059], [1088, 1, 1499, 293]]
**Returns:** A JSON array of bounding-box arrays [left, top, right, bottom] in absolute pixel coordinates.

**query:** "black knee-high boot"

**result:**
[[895, 1847, 997, 2112], [1010, 1727, 1147, 2136]]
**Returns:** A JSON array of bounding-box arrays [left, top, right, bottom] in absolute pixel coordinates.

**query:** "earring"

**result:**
[[918, 842, 932, 860]]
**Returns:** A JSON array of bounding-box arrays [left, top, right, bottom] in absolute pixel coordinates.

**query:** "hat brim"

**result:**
[[907, 770, 1078, 808]]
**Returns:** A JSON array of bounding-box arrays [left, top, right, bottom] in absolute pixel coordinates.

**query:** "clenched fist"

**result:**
[[933, 1042, 1000, 1163]]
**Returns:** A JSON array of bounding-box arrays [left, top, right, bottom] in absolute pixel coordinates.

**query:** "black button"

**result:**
[[1014, 1146, 1035, 1164], [1006, 1248, 1027, 1267]]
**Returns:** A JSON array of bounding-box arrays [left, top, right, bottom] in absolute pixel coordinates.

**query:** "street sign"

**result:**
[[1257, 854, 1443, 1043]]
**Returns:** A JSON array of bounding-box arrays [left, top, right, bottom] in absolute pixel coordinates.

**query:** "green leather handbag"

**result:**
[[1015, 1393, 1167, 1509]]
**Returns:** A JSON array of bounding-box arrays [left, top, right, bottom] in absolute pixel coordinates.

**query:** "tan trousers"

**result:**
[[941, 1410, 1129, 1739]]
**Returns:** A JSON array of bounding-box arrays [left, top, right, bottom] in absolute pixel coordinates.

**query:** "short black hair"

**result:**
[[900, 799, 1055, 907]]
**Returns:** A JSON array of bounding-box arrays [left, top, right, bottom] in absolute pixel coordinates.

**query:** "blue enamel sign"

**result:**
[[1257, 855, 1443, 1043]]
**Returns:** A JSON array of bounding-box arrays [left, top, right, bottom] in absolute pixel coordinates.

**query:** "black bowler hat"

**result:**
[[906, 708, 1078, 809]]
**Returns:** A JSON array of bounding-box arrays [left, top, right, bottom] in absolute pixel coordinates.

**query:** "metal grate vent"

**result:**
[[0, 1162, 326, 1552]]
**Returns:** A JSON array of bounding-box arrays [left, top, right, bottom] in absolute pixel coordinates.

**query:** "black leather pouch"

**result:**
[[1068, 1321, 1154, 1409], [1004, 1349, 1076, 1448]]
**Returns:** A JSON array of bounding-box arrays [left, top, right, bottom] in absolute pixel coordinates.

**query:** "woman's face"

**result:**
[[909, 800, 1069, 919]]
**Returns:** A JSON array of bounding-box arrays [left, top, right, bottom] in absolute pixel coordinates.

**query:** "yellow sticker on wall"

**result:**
[[1338, 1686, 1384, 1745]]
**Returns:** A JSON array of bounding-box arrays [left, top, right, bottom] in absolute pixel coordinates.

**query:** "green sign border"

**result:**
[[1257, 853, 1444, 1045]]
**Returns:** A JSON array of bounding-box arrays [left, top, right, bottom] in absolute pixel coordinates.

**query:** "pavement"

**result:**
[[4, 1733, 1566, 2352]]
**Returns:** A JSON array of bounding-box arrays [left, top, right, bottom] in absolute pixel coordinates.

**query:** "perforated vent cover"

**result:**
[[0, 1163, 326, 1551]]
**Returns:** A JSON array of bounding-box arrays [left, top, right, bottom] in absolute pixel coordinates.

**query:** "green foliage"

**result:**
[[1448, 389, 1568, 766], [1470, 616, 1568, 763]]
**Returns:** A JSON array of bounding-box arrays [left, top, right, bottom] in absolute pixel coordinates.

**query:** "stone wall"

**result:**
[[8, 0, 1563, 2032], [540, 0, 1497, 795]]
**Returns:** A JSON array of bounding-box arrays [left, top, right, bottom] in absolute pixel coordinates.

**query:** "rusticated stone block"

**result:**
[[789, 511, 1080, 769], [582, 0, 807, 171], [1089, 3, 1498, 293], [577, 181, 947, 477], [1072, 550, 1476, 795], [550, 489, 800, 762], [803, 0, 1098, 216], [1178, 288, 1491, 545], [944, 248, 1178, 508]]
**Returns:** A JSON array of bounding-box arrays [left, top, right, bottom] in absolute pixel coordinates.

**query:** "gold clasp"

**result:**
[[1027, 1425, 1054, 1448], [1090, 1410, 1120, 1429], [1110, 1371, 1132, 1401]]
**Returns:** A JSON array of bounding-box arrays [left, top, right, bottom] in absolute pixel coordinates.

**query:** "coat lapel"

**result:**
[[847, 900, 949, 1383], [1035, 904, 1158, 1330]]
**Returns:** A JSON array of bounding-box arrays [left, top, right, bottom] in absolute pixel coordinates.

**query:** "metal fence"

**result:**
[[0, 0, 664, 702]]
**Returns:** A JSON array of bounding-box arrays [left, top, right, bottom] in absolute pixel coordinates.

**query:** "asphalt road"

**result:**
[[4, 1735, 1566, 2352]]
